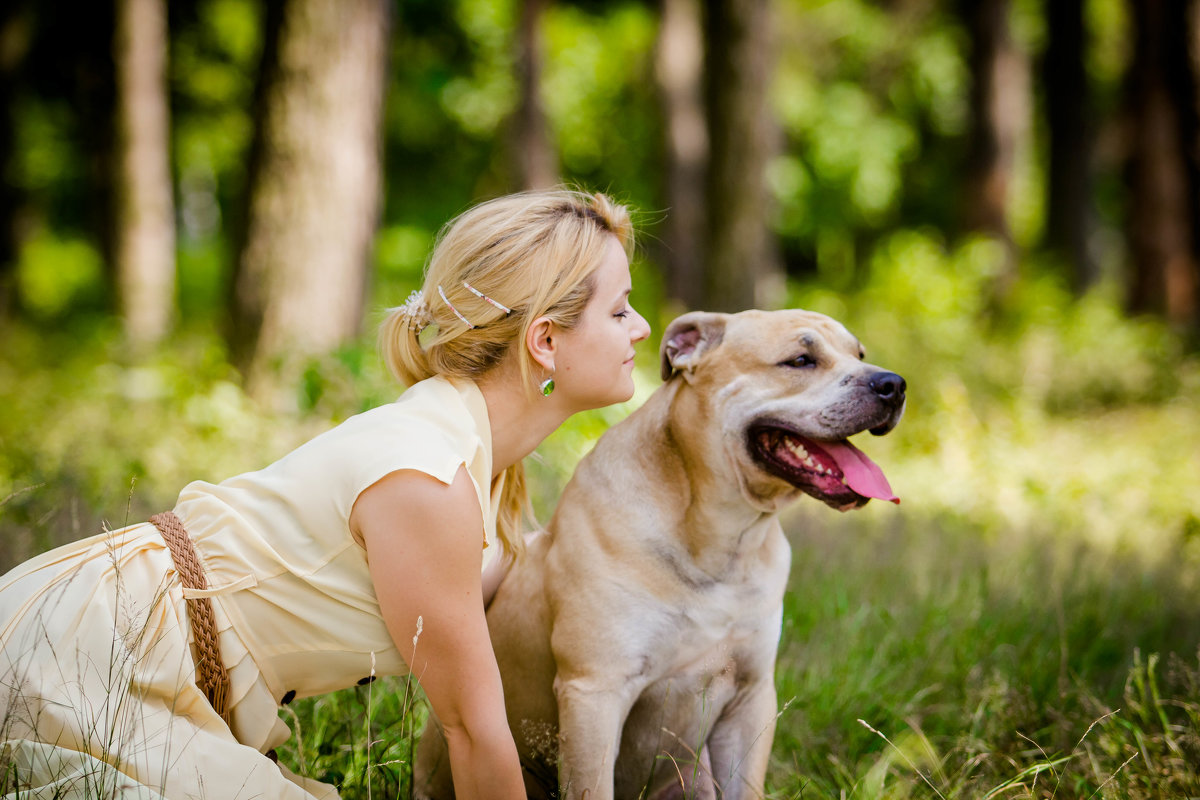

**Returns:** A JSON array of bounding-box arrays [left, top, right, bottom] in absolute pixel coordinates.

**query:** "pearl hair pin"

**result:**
[[463, 281, 513, 315]]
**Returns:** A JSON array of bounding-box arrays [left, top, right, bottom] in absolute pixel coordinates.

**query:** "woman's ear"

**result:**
[[525, 316, 557, 371]]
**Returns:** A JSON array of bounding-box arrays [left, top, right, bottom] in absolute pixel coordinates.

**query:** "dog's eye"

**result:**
[[783, 354, 816, 369]]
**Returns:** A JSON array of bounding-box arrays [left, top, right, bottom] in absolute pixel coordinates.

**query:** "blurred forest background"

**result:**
[[2, 0, 1200, 796]]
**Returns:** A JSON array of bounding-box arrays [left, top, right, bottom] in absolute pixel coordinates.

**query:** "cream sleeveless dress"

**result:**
[[0, 375, 504, 800]]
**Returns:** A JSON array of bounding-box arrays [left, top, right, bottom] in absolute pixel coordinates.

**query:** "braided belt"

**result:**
[[150, 511, 231, 723]]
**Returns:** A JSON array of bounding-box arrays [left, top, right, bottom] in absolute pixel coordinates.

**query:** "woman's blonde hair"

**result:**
[[379, 188, 634, 556]]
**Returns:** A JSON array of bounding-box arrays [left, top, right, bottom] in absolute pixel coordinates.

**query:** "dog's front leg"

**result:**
[[554, 676, 640, 800], [704, 675, 778, 800]]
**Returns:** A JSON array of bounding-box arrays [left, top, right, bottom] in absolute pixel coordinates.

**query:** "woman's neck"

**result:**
[[475, 363, 573, 477]]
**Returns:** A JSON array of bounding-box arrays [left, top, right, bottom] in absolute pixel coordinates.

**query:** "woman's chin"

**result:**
[[595, 383, 635, 409], [617, 376, 638, 402]]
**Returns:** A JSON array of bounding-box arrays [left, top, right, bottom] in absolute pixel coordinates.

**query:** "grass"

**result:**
[[275, 674, 429, 799], [768, 505, 1200, 798], [263, 506, 1200, 799]]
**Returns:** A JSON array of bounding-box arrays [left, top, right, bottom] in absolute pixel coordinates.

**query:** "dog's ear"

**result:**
[[660, 311, 728, 381]]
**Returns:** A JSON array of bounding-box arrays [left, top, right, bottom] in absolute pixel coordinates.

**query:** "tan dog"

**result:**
[[414, 309, 906, 800]]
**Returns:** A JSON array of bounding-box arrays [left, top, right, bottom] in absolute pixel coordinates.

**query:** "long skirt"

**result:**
[[0, 524, 340, 800]]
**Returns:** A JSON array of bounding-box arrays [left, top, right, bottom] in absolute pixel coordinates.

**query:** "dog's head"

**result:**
[[661, 309, 905, 512]]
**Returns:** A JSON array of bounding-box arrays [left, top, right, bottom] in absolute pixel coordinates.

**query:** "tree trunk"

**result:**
[[702, 0, 782, 312], [0, 3, 32, 322], [513, 0, 556, 191], [1124, 0, 1199, 329], [1043, 0, 1095, 291], [231, 0, 390, 398], [655, 0, 707, 311], [960, 0, 1027, 274], [113, 0, 176, 349]]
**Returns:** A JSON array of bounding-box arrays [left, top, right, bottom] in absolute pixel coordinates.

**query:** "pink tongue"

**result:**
[[819, 440, 899, 504]]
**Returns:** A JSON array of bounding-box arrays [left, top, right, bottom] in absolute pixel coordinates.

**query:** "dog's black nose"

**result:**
[[869, 371, 906, 405]]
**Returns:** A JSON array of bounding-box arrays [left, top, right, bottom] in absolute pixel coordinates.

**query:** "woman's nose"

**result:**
[[633, 310, 651, 343]]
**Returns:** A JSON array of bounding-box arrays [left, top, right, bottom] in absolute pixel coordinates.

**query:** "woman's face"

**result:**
[[553, 235, 652, 411]]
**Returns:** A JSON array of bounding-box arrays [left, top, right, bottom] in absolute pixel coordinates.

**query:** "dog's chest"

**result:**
[[654, 581, 782, 681]]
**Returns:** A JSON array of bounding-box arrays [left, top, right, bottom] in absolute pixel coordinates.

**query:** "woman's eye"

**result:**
[[783, 354, 816, 368], [614, 310, 629, 319]]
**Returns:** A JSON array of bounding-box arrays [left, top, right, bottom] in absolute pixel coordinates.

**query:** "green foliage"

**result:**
[[443, 0, 519, 138], [171, 0, 262, 245], [773, 0, 969, 258], [0, 323, 338, 567], [375, 225, 435, 293], [11, 99, 79, 193], [15, 231, 105, 317], [1085, 0, 1132, 100], [543, 2, 660, 206]]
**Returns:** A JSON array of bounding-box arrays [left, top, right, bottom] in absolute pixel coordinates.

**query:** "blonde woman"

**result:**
[[0, 189, 652, 799]]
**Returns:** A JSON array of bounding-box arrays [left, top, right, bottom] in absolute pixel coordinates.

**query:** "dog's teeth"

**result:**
[[786, 439, 835, 474]]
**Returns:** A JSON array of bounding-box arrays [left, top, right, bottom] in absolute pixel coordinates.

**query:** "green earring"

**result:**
[[539, 373, 555, 397]]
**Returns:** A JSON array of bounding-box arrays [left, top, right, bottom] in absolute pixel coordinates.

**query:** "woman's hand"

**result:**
[[351, 466, 525, 800]]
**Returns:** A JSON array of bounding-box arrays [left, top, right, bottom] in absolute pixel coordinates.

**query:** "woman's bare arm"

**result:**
[[351, 466, 525, 800]]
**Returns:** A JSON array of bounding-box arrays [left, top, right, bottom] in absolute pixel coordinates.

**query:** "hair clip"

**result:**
[[462, 281, 513, 315], [397, 290, 430, 326], [437, 284, 475, 329]]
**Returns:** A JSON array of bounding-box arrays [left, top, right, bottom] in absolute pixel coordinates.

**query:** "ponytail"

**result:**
[[379, 296, 435, 388]]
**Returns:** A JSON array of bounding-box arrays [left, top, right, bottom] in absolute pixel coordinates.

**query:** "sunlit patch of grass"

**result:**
[[768, 507, 1200, 798]]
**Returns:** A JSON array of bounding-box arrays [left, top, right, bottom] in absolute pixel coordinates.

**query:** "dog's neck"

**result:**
[[629, 380, 784, 576]]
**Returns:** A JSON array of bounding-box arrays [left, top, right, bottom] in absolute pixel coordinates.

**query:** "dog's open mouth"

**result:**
[[749, 425, 899, 510]]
